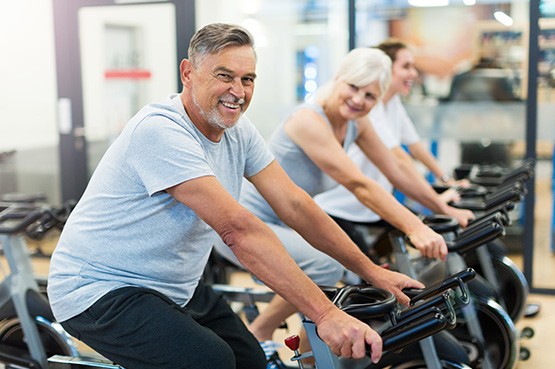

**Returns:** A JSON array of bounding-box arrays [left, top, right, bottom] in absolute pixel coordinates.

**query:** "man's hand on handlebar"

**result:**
[[365, 268, 425, 306], [407, 225, 448, 261], [315, 308, 383, 363]]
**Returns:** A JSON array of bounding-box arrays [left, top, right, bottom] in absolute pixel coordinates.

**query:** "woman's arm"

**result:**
[[282, 109, 447, 259], [408, 142, 471, 187], [355, 117, 473, 227]]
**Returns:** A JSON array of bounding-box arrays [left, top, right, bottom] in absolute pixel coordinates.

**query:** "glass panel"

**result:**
[[535, 7, 555, 290], [356, 0, 555, 287], [78, 3, 177, 176], [196, 0, 349, 139]]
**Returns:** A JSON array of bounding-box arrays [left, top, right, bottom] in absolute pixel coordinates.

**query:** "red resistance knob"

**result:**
[[284, 335, 300, 351]]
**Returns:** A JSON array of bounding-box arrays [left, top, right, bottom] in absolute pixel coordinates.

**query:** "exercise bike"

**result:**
[[0, 202, 78, 368], [0, 202, 125, 369], [281, 268, 478, 369], [213, 226, 505, 369], [389, 218, 520, 369]]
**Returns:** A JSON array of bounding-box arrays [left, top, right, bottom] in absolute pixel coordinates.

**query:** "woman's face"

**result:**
[[335, 80, 381, 120], [390, 48, 418, 97]]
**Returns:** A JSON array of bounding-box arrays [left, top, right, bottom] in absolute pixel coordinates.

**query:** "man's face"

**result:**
[[187, 46, 257, 131]]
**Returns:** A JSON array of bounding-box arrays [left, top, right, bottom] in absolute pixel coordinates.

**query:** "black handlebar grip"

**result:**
[[404, 268, 476, 305], [0, 204, 44, 235], [397, 293, 457, 328], [446, 222, 502, 254], [378, 311, 448, 353]]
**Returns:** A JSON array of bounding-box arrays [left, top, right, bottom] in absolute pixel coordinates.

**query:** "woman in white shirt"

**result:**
[[315, 39, 467, 255]]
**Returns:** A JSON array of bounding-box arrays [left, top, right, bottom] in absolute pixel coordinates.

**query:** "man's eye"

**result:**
[[217, 73, 233, 82], [242, 77, 254, 86]]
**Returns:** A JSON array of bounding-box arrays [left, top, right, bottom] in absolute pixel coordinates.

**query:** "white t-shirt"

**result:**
[[314, 95, 419, 222]]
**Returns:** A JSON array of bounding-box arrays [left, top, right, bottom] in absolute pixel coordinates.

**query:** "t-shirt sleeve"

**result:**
[[398, 104, 420, 146], [126, 116, 214, 196], [370, 116, 400, 149], [241, 118, 275, 178]]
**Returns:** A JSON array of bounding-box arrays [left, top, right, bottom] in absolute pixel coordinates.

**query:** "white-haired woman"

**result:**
[[214, 47, 472, 356]]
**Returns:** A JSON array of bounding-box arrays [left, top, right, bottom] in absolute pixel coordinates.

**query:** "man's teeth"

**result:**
[[222, 102, 240, 109]]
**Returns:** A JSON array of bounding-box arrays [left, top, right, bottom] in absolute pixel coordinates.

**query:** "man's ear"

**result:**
[[180, 59, 192, 85]]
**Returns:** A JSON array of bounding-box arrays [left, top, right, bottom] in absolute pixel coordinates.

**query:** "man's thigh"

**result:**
[[187, 282, 267, 369], [62, 286, 265, 369]]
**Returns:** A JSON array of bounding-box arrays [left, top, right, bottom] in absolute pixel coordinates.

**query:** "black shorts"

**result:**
[[60, 281, 266, 369]]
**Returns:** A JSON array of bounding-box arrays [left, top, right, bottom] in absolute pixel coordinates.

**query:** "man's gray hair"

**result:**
[[188, 23, 256, 67]]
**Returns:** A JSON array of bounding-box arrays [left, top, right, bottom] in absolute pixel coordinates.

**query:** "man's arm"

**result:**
[[166, 175, 382, 361]]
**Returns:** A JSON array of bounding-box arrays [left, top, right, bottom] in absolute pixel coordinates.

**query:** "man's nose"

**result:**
[[229, 78, 246, 99]]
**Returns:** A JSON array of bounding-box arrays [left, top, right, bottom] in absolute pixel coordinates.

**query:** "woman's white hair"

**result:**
[[317, 48, 392, 101]]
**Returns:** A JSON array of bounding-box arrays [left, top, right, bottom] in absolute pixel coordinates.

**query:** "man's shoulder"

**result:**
[[143, 95, 185, 121]]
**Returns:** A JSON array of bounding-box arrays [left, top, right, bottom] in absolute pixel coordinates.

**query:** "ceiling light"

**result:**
[[494, 11, 513, 26], [408, 0, 449, 7]]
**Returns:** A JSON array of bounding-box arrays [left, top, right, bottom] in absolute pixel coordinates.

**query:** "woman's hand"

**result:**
[[407, 224, 448, 261], [366, 267, 425, 306]]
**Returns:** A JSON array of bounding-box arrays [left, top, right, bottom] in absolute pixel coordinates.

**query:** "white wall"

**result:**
[[1, 0, 349, 151], [0, 0, 58, 150], [196, 0, 349, 139]]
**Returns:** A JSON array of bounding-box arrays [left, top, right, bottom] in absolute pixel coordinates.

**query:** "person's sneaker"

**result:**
[[260, 340, 283, 369], [524, 302, 541, 318]]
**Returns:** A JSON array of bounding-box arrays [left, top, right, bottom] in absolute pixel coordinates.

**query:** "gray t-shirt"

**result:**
[[240, 103, 358, 225], [48, 94, 274, 322]]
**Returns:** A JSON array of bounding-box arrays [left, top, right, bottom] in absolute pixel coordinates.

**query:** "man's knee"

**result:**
[[236, 344, 267, 369], [197, 341, 237, 369]]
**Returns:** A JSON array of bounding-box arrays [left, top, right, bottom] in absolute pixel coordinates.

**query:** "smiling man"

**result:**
[[47, 23, 424, 369]]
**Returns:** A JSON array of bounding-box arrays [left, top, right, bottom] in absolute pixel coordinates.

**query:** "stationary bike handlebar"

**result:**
[[378, 310, 448, 353], [0, 200, 75, 237], [420, 210, 505, 254], [445, 220, 503, 254], [319, 267, 475, 323], [469, 200, 514, 226], [402, 267, 476, 306], [330, 285, 397, 320], [0, 203, 44, 235], [285, 311, 449, 363], [24, 199, 76, 240], [286, 269, 477, 362]]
